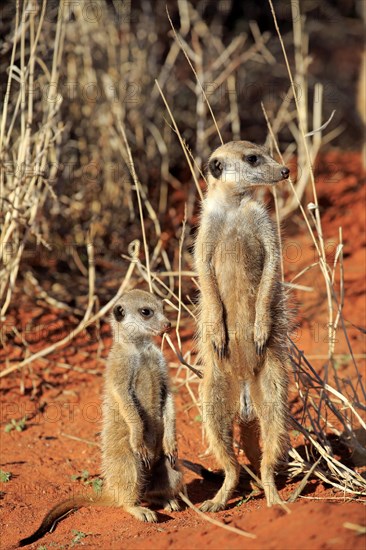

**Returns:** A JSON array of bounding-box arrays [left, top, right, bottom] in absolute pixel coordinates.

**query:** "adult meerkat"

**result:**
[[195, 140, 290, 512], [19, 290, 182, 547]]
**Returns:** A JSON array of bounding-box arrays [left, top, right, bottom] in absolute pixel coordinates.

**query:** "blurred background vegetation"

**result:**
[[0, 0, 364, 314]]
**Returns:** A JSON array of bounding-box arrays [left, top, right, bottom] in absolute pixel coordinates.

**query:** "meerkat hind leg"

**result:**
[[104, 451, 158, 522], [239, 418, 262, 475], [252, 356, 288, 506], [200, 426, 240, 512], [145, 456, 182, 512], [200, 375, 240, 512]]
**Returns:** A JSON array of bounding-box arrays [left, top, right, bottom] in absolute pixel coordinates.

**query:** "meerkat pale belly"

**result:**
[[102, 359, 165, 460], [212, 213, 267, 368]]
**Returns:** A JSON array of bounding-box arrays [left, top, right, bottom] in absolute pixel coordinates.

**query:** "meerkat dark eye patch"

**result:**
[[208, 158, 223, 178], [113, 305, 125, 322], [245, 154, 260, 165], [139, 307, 154, 319]]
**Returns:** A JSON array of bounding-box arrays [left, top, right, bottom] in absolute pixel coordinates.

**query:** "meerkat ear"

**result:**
[[113, 304, 125, 322], [208, 158, 223, 179]]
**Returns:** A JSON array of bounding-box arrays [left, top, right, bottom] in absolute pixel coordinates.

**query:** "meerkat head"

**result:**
[[111, 289, 171, 345], [207, 141, 290, 193]]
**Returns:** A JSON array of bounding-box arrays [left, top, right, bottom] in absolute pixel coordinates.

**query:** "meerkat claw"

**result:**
[[142, 509, 158, 522], [137, 452, 151, 469], [164, 498, 180, 512], [133, 441, 153, 469], [255, 342, 266, 355], [213, 341, 228, 360], [165, 452, 177, 467], [212, 342, 218, 357], [129, 506, 158, 523]]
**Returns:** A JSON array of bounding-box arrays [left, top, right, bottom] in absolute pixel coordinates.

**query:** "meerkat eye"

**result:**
[[113, 305, 125, 322], [245, 155, 259, 165], [139, 308, 154, 319], [208, 158, 223, 178]]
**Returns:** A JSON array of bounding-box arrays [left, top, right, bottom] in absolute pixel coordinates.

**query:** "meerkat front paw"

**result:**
[[254, 315, 271, 355], [132, 441, 153, 469], [211, 322, 228, 359], [163, 443, 178, 467]]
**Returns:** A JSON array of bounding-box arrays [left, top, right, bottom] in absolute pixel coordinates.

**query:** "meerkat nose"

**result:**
[[163, 321, 171, 332], [281, 167, 290, 179]]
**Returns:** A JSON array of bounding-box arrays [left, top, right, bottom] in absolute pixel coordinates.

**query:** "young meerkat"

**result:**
[[19, 290, 182, 547], [195, 140, 290, 512], [101, 289, 182, 518]]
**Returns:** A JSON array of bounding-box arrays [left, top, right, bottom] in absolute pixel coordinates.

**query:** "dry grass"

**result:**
[[0, 0, 66, 317], [0, 0, 365, 506]]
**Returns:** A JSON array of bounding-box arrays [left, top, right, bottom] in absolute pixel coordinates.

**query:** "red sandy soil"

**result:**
[[1, 152, 365, 550]]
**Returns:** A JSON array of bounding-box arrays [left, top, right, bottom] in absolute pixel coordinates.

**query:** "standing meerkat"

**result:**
[[194, 140, 290, 512], [101, 289, 182, 518], [19, 290, 182, 546]]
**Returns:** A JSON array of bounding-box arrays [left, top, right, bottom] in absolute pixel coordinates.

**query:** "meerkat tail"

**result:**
[[181, 459, 224, 481], [182, 459, 264, 484], [18, 495, 109, 547]]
